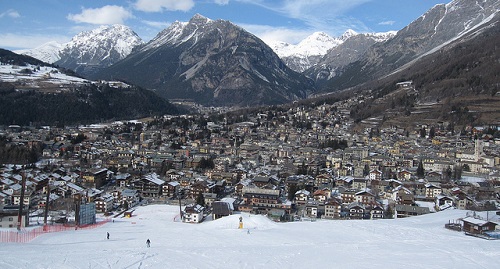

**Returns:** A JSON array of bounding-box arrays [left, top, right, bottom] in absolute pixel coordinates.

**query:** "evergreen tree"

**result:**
[[429, 127, 436, 139], [363, 164, 370, 177], [287, 184, 298, 201], [196, 192, 205, 207], [452, 165, 462, 180], [420, 128, 427, 138], [157, 161, 168, 176], [297, 161, 308, 175], [199, 157, 215, 170], [462, 164, 471, 172], [416, 159, 425, 178]]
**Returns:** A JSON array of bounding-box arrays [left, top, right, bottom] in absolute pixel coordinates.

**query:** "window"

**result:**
[[9, 217, 13, 221]]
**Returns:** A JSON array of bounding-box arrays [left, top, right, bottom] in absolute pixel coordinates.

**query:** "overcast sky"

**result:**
[[0, 0, 447, 50]]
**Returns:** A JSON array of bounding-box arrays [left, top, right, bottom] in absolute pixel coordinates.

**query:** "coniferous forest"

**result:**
[[0, 82, 179, 126]]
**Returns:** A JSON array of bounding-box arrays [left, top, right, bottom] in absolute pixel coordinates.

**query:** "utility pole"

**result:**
[[178, 189, 183, 221], [43, 181, 51, 229], [75, 193, 81, 227], [17, 171, 27, 231]]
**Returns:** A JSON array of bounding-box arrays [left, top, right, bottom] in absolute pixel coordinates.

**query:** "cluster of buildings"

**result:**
[[1, 96, 499, 227]]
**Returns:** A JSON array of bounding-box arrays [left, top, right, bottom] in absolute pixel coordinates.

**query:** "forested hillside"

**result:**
[[0, 82, 179, 126]]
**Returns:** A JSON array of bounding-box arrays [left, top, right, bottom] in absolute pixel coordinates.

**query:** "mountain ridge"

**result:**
[[322, 0, 500, 92], [271, 30, 395, 73], [0, 49, 179, 126], [14, 41, 63, 64], [55, 24, 144, 78], [96, 14, 315, 107], [15, 25, 144, 78]]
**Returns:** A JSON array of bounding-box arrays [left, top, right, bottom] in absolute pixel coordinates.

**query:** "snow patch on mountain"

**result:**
[[271, 30, 395, 73], [141, 14, 213, 52], [389, 10, 500, 77], [270, 31, 342, 58], [340, 29, 358, 40], [142, 21, 189, 51], [270, 29, 394, 60], [0, 62, 88, 85], [14, 41, 63, 64], [364, 31, 398, 42]]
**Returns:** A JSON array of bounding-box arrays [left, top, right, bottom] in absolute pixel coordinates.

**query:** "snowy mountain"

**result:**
[[272, 30, 394, 73], [271, 32, 343, 59], [1, 205, 498, 268], [362, 31, 398, 43], [306, 31, 396, 85], [323, 0, 500, 91], [138, 20, 191, 52], [14, 41, 63, 63], [96, 14, 314, 107], [55, 24, 144, 77]]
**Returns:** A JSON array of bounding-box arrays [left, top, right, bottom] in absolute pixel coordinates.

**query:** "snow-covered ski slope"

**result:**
[[1, 205, 498, 269]]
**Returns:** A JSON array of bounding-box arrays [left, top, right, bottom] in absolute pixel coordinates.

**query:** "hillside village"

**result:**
[[0, 89, 499, 230]]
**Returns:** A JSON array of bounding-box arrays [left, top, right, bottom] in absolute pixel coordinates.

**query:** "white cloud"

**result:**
[[378, 20, 396, 26], [239, 23, 312, 45], [240, 0, 372, 35], [280, 0, 371, 17], [214, 0, 230, 5], [67, 5, 133, 24], [239, 18, 372, 46], [0, 9, 21, 18], [142, 20, 171, 29], [134, 0, 195, 12], [0, 33, 70, 50]]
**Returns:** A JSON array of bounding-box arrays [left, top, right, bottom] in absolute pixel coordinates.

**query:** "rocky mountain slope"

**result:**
[[270, 30, 395, 75], [96, 14, 315, 107], [340, 12, 500, 129], [323, 0, 500, 92], [306, 31, 396, 86]]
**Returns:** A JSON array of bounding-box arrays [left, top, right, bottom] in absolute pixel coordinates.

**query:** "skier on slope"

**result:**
[[107, 232, 110, 240], [146, 239, 151, 248]]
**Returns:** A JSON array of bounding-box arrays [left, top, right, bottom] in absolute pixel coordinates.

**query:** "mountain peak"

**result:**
[[55, 24, 144, 77], [189, 13, 211, 24], [317, 0, 500, 91], [271, 30, 364, 72], [362, 31, 397, 42], [304, 32, 336, 42], [341, 29, 358, 40], [97, 15, 314, 106], [14, 41, 63, 63], [296, 32, 342, 55]]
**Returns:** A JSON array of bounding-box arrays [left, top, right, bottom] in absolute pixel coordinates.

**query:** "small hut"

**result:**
[[462, 217, 497, 235]]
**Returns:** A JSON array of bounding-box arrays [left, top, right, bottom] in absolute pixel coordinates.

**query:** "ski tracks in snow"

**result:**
[[123, 251, 158, 269]]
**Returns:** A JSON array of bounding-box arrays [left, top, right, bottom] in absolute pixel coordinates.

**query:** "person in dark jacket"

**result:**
[[146, 239, 150, 248]]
